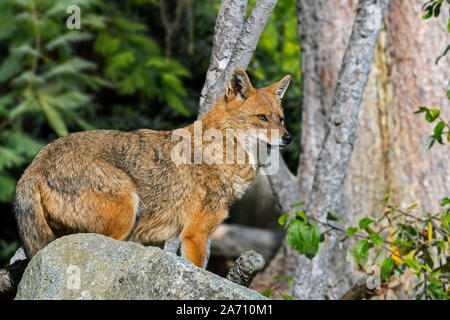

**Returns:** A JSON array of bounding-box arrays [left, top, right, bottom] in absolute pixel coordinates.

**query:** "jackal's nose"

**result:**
[[282, 133, 292, 145]]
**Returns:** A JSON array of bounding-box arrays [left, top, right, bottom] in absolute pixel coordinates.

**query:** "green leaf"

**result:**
[[413, 106, 429, 114], [431, 269, 441, 278], [326, 212, 345, 224], [381, 257, 394, 281], [369, 234, 384, 246], [0, 54, 22, 84], [433, 121, 446, 144], [283, 295, 293, 300], [94, 33, 121, 56], [147, 56, 170, 69], [404, 259, 420, 272], [427, 285, 444, 300], [111, 17, 147, 32], [425, 109, 440, 122], [433, 2, 441, 17], [292, 201, 305, 207], [1, 131, 43, 158], [0, 174, 16, 203], [165, 93, 190, 117], [0, 147, 25, 171], [346, 227, 358, 237], [438, 273, 450, 280], [38, 95, 68, 137], [261, 289, 272, 298], [11, 44, 40, 58], [359, 218, 374, 230], [278, 213, 289, 226], [295, 211, 306, 220], [441, 197, 450, 207], [426, 277, 443, 287], [11, 71, 45, 87], [46, 32, 93, 51], [286, 219, 303, 254], [353, 240, 369, 266], [161, 73, 187, 97], [425, 135, 435, 150], [301, 223, 321, 259], [381, 191, 391, 202], [42, 58, 96, 80], [407, 203, 418, 210], [422, 8, 432, 19]]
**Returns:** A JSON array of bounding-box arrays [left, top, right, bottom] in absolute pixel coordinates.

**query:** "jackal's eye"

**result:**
[[257, 114, 268, 122]]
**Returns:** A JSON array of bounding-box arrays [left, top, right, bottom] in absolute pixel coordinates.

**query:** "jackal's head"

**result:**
[[220, 67, 292, 148]]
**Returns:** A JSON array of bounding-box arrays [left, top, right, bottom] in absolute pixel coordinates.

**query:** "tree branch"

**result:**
[[199, 0, 279, 115]]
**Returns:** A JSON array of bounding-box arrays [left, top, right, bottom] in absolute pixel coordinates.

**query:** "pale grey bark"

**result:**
[[293, 0, 390, 300], [199, 0, 248, 112], [296, 0, 357, 199], [199, 0, 279, 115], [295, 0, 328, 199], [261, 156, 299, 213]]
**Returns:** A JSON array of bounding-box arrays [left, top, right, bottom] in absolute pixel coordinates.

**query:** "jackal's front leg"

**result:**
[[181, 217, 211, 268]]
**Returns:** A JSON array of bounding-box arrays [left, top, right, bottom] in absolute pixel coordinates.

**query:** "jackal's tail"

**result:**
[[13, 178, 55, 259]]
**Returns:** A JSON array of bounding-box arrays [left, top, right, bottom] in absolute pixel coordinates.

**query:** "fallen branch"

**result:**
[[226, 250, 265, 287], [0, 259, 29, 300]]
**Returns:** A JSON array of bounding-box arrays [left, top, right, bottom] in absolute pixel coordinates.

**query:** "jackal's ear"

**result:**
[[226, 67, 253, 101], [268, 75, 291, 99]]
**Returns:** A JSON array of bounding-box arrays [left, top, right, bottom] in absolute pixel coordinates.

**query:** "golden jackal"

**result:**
[[14, 67, 292, 268]]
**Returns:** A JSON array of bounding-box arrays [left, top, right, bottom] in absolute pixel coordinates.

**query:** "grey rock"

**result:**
[[15, 233, 266, 300]]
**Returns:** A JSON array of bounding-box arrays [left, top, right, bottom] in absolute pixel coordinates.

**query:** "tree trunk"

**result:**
[[199, 0, 279, 116], [292, 0, 390, 300]]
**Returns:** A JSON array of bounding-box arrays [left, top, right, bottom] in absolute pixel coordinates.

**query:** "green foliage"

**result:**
[[93, 17, 190, 116], [284, 202, 323, 260], [413, 106, 450, 149], [0, 0, 107, 203], [281, 194, 450, 300]]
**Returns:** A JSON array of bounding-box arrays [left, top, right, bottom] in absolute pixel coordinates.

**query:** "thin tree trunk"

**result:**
[[250, 0, 358, 299]]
